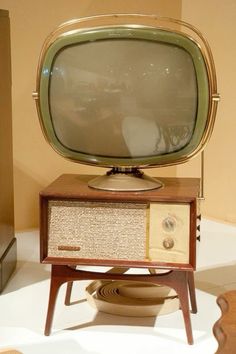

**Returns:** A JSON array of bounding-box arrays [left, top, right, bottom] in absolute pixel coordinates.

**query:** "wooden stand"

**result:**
[[40, 174, 200, 344], [45, 265, 197, 344]]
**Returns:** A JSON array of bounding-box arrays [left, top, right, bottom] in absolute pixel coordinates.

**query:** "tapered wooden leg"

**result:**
[[65, 281, 73, 305], [44, 266, 65, 336], [64, 266, 77, 305], [144, 270, 195, 345], [173, 272, 193, 345], [187, 271, 197, 314]]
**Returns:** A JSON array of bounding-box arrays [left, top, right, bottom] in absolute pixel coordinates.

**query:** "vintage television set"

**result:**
[[34, 14, 219, 190], [33, 14, 219, 343]]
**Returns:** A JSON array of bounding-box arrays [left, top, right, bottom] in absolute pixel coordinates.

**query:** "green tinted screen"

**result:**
[[39, 27, 209, 166]]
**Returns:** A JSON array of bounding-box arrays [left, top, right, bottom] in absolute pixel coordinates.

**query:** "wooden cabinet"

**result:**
[[40, 174, 198, 270], [40, 174, 200, 343], [0, 9, 16, 293]]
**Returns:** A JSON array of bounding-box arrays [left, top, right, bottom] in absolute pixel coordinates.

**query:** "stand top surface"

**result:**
[[40, 174, 200, 203]]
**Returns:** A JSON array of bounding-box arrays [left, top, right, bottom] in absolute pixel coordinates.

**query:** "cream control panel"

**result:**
[[149, 203, 190, 263]]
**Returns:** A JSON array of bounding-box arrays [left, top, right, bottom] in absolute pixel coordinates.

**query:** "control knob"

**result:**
[[162, 216, 176, 232], [163, 237, 175, 249]]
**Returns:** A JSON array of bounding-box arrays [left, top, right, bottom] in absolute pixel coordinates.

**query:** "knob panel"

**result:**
[[149, 202, 190, 263]]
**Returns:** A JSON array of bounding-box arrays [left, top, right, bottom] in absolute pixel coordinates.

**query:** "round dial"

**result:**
[[162, 216, 176, 232], [163, 237, 175, 250]]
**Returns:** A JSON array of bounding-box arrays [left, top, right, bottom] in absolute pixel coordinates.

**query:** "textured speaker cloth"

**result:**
[[48, 201, 147, 260]]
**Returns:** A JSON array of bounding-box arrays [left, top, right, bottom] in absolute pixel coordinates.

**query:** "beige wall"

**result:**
[[181, 0, 236, 224], [0, 0, 181, 230], [1, 0, 235, 229]]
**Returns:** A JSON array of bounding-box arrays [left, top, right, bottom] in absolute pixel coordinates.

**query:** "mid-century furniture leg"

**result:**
[[187, 271, 197, 314], [44, 266, 66, 336], [170, 271, 194, 345], [45, 265, 196, 344], [64, 281, 73, 306]]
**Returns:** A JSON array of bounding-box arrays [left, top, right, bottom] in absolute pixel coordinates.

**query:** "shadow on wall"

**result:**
[[13, 165, 45, 230]]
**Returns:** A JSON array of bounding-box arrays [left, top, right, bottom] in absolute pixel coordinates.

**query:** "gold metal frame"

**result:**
[[33, 14, 220, 169]]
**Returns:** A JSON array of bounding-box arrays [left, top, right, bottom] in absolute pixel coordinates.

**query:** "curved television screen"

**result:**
[[50, 39, 197, 158], [35, 15, 218, 169]]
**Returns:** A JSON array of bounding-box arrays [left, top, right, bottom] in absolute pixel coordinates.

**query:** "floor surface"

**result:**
[[1, 218, 236, 354]]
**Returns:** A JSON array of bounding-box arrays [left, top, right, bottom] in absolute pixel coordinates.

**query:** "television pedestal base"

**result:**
[[40, 174, 200, 344], [88, 167, 163, 191]]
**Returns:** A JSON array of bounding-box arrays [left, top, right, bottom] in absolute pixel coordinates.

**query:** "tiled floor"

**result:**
[[0, 218, 236, 354]]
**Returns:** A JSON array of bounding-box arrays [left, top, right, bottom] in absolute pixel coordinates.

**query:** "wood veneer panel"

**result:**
[[40, 175, 199, 269], [0, 10, 16, 291], [40, 174, 200, 202]]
